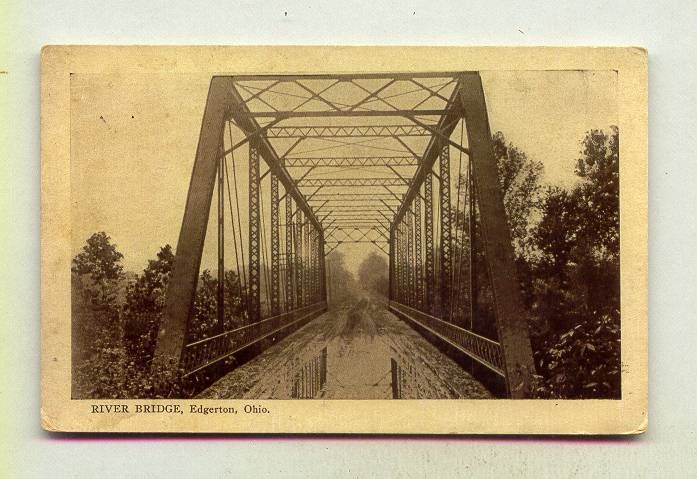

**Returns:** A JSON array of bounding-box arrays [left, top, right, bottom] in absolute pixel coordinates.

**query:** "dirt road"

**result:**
[[199, 294, 491, 399]]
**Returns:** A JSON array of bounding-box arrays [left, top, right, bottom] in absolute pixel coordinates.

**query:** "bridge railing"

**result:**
[[388, 301, 505, 377], [181, 301, 327, 377]]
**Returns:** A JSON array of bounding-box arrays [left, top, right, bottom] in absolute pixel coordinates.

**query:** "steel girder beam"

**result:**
[[388, 230, 395, 300], [266, 125, 430, 139], [406, 207, 414, 308], [414, 195, 423, 309], [310, 193, 401, 199], [248, 140, 262, 323], [320, 211, 384, 217], [233, 72, 461, 81], [234, 110, 448, 118], [439, 140, 453, 321], [325, 240, 388, 244], [295, 210, 304, 307], [285, 156, 418, 167], [327, 221, 386, 226], [309, 229, 316, 303], [270, 174, 281, 316], [316, 204, 398, 211], [319, 231, 327, 302], [400, 221, 407, 304], [304, 222, 311, 306], [456, 72, 535, 398], [216, 154, 225, 335], [424, 172, 434, 314], [300, 178, 407, 187], [285, 195, 295, 311]]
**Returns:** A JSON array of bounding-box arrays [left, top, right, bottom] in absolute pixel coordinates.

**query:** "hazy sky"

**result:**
[[70, 70, 617, 274]]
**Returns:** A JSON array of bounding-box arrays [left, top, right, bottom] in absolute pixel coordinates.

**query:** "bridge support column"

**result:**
[[216, 153, 225, 334], [424, 172, 434, 314], [388, 229, 394, 301], [285, 196, 295, 312], [414, 195, 422, 309], [458, 72, 535, 398], [270, 173, 281, 316], [248, 139, 261, 323], [406, 207, 414, 308], [399, 220, 405, 304], [304, 221, 310, 306], [296, 210, 304, 307], [319, 230, 327, 303], [439, 140, 452, 321]]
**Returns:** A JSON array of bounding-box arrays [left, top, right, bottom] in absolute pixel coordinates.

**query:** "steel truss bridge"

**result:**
[[153, 72, 535, 398]]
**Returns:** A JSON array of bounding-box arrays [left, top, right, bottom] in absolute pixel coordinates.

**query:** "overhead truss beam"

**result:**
[[285, 156, 418, 167], [299, 178, 408, 187], [265, 125, 430, 139], [233, 110, 448, 118]]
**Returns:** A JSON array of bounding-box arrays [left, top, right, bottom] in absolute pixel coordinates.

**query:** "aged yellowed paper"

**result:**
[[41, 46, 647, 433]]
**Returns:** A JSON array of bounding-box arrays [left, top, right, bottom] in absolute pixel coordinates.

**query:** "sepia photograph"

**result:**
[[41, 46, 647, 433]]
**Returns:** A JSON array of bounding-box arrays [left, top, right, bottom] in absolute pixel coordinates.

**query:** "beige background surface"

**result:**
[[41, 46, 647, 434]]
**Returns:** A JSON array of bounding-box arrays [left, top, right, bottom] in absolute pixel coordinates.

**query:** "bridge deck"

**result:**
[[199, 295, 491, 400]]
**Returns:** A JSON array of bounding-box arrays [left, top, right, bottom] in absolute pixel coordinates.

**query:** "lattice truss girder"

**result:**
[[222, 73, 465, 225], [230, 73, 459, 117]]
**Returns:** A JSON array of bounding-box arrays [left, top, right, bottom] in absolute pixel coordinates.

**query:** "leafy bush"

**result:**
[[531, 310, 620, 398]]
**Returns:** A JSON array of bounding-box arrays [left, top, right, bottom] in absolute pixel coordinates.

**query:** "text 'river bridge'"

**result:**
[[152, 72, 536, 398]]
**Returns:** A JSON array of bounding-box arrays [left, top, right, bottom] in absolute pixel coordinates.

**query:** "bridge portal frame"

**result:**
[[153, 72, 535, 398]]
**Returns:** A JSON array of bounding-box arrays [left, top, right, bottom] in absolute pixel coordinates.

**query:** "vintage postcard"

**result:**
[[41, 46, 647, 434]]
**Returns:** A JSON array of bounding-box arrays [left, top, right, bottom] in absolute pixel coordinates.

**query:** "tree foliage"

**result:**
[[122, 244, 174, 367], [326, 251, 357, 305], [493, 131, 545, 259], [529, 127, 621, 398], [357, 251, 389, 298], [72, 237, 247, 398], [71, 232, 125, 307]]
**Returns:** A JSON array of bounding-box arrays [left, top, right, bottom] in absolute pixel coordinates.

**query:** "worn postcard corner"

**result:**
[[41, 45, 647, 434]]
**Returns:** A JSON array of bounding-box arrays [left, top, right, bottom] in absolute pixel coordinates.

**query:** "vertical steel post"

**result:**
[[296, 210, 304, 307], [216, 156, 225, 333], [312, 228, 315, 304], [414, 194, 422, 310], [439, 140, 453, 321], [406, 207, 414, 307], [388, 228, 394, 301], [285, 195, 295, 312], [304, 224, 308, 306], [248, 139, 261, 323], [400, 220, 406, 304], [468, 159, 477, 331], [424, 172, 434, 314], [326, 260, 332, 304], [395, 223, 401, 303], [319, 229, 327, 303], [270, 173, 281, 316]]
